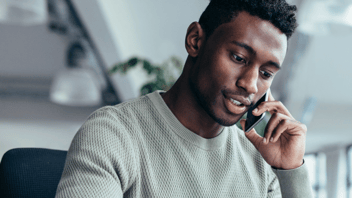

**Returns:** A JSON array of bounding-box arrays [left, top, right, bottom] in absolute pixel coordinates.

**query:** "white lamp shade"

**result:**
[[50, 68, 102, 106], [0, 0, 47, 25]]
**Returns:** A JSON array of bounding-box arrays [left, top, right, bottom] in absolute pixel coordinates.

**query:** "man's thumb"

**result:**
[[240, 119, 264, 148]]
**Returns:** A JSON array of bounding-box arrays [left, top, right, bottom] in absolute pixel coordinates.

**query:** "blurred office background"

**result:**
[[0, 0, 352, 197]]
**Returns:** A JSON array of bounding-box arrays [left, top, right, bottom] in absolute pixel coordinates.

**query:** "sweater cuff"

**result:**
[[271, 160, 314, 198]]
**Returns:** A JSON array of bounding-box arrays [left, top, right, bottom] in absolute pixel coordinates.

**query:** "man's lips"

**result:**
[[223, 96, 248, 115], [223, 93, 252, 107]]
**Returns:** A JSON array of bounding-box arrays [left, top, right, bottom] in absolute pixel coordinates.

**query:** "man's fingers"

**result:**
[[263, 113, 282, 144], [263, 115, 307, 144], [252, 100, 293, 118], [271, 120, 289, 142], [273, 120, 307, 142]]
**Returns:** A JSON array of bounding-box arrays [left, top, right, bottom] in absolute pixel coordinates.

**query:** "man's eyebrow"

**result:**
[[232, 41, 281, 70], [268, 61, 281, 70], [231, 41, 256, 55]]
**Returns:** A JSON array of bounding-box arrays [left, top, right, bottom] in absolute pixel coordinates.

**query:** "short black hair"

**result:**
[[199, 0, 297, 39]]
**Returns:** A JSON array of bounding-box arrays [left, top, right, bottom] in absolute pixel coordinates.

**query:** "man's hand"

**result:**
[[240, 90, 307, 170]]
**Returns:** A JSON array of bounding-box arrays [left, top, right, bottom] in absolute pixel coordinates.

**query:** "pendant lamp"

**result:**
[[50, 41, 102, 106]]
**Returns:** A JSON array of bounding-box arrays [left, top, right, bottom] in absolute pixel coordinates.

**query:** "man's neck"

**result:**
[[161, 75, 223, 139]]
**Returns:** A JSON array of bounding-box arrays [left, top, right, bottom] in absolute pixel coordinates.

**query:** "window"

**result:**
[[346, 146, 352, 198], [305, 153, 327, 198]]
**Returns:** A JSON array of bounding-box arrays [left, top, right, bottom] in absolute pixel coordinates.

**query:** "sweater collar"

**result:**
[[147, 90, 231, 151]]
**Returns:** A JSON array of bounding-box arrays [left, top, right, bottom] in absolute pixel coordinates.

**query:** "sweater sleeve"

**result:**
[[55, 107, 137, 198], [271, 161, 313, 198]]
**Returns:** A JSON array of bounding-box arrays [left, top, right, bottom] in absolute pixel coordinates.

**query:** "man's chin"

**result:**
[[212, 116, 240, 127]]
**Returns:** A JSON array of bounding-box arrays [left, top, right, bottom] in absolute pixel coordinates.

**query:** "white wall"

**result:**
[[0, 24, 66, 78], [289, 34, 352, 105], [97, 0, 209, 63]]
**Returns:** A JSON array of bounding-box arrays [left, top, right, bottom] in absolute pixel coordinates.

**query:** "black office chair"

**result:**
[[0, 148, 67, 198]]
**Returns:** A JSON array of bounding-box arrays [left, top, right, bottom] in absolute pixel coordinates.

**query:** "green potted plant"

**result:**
[[109, 56, 183, 96]]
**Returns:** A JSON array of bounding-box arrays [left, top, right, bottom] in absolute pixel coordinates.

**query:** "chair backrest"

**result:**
[[0, 148, 67, 198]]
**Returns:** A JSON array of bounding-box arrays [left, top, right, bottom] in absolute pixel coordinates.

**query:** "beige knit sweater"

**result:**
[[56, 91, 313, 198]]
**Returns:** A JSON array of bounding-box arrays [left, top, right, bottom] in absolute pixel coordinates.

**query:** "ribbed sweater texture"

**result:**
[[56, 91, 312, 198]]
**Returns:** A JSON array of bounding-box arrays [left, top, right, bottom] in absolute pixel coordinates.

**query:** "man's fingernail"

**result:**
[[270, 137, 273, 142], [263, 138, 266, 143], [253, 108, 258, 113]]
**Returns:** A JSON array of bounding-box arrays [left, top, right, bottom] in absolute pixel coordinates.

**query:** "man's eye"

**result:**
[[260, 70, 273, 79], [232, 54, 246, 64]]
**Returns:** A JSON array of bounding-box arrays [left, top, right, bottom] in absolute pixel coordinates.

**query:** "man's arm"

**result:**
[[266, 161, 312, 198], [240, 90, 313, 197], [271, 161, 313, 197], [55, 107, 137, 198]]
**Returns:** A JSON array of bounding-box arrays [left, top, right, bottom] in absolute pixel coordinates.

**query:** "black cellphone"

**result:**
[[244, 90, 269, 134]]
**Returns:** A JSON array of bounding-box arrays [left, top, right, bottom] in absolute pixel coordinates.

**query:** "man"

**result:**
[[56, 0, 313, 197]]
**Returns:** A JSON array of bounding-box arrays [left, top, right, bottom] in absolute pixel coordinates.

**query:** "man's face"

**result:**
[[189, 11, 287, 126]]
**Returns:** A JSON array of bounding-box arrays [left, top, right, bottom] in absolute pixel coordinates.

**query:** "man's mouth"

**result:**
[[224, 96, 250, 115], [230, 98, 245, 106], [226, 94, 252, 107], [221, 90, 253, 114]]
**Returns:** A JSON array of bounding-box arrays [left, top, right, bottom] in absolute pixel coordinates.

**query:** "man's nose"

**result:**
[[236, 66, 258, 94]]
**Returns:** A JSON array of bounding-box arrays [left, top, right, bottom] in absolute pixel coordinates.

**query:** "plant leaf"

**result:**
[[143, 60, 154, 74], [127, 57, 139, 67]]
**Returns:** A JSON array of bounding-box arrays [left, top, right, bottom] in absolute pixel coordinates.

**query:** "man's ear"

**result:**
[[185, 22, 205, 58]]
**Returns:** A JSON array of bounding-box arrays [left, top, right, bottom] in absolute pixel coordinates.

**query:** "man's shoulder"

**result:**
[[91, 93, 156, 120], [81, 91, 165, 138], [74, 93, 161, 148]]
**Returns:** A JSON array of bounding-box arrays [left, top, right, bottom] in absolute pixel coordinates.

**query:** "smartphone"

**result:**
[[244, 90, 269, 133]]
